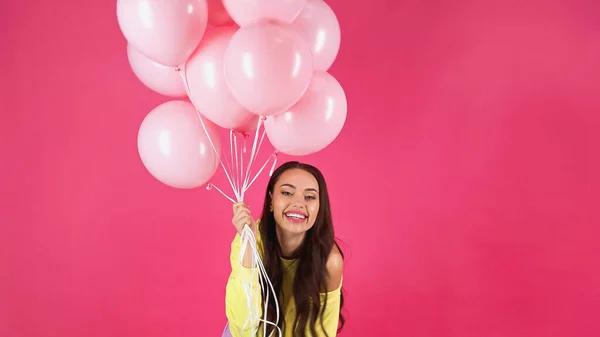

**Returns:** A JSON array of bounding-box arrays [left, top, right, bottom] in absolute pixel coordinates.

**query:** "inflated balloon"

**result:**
[[222, 0, 306, 27], [117, 0, 347, 202], [223, 21, 314, 116], [137, 100, 221, 189], [185, 27, 255, 130], [207, 0, 235, 26], [292, 0, 341, 71], [234, 115, 260, 135], [264, 72, 347, 155], [117, 0, 209, 66], [127, 44, 187, 97]]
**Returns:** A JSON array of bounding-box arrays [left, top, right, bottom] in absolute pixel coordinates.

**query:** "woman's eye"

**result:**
[[281, 191, 292, 196], [305, 195, 316, 200]]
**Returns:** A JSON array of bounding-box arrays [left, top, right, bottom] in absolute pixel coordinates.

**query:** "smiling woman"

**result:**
[[225, 161, 345, 337]]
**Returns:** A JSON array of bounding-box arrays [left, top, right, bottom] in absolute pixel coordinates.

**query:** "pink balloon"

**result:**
[[185, 27, 255, 130], [223, 21, 314, 116], [292, 0, 341, 71], [137, 100, 221, 188], [234, 115, 260, 134], [127, 44, 187, 97], [207, 0, 235, 26], [264, 72, 347, 155], [222, 0, 306, 27], [117, 0, 208, 67]]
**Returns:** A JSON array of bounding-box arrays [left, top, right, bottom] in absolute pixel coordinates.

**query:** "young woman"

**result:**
[[224, 161, 346, 337]]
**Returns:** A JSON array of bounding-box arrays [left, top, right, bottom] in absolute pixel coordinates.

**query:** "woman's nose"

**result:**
[[291, 193, 305, 205]]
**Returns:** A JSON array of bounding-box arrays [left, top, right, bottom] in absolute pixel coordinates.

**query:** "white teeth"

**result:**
[[285, 213, 306, 219]]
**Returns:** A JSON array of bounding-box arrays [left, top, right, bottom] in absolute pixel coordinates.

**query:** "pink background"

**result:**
[[2, 0, 600, 336]]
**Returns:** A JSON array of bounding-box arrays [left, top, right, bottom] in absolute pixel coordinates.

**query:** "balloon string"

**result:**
[[234, 131, 240, 196], [243, 117, 264, 184], [179, 65, 241, 201], [239, 133, 245, 196], [229, 130, 237, 194], [245, 152, 278, 192], [248, 128, 267, 187], [256, 128, 267, 161], [239, 226, 283, 337], [206, 183, 236, 203], [241, 117, 266, 200], [269, 154, 278, 176], [177, 68, 280, 335], [242, 128, 267, 199]]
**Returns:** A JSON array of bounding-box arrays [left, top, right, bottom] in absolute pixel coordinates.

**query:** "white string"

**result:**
[[245, 152, 278, 192], [234, 132, 241, 195], [177, 66, 280, 336], [244, 128, 267, 192], [240, 118, 264, 200], [238, 133, 245, 198], [179, 66, 242, 201], [229, 130, 237, 193], [240, 134, 245, 194], [239, 225, 283, 337], [205, 183, 236, 204]]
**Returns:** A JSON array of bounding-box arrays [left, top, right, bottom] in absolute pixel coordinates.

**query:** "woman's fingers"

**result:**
[[232, 202, 250, 214], [233, 209, 251, 222], [232, 202, 254, 234], [232, 212, 251, 225], [232, 203, 257, 237], [232, 203, 241, 217]]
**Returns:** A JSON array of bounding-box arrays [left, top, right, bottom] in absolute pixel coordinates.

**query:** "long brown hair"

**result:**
[[258, 161, 345, 337]]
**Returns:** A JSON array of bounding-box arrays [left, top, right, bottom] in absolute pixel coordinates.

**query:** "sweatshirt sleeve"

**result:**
[[225, 232, 262, 337]]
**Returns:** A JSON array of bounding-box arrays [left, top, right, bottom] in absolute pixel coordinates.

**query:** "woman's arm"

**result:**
[[325, 246, 344, 292], [226, 203, 262, 337], [225, 232, 262, 337], [314, 247, 344, 337]]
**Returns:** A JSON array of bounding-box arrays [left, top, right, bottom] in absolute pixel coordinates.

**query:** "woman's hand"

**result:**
[[232, 202, 258, 268], [232, 202, 257, 237]]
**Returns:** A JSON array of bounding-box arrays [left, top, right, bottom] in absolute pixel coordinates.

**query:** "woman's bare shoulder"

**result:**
[[325, 245, 344, 292]]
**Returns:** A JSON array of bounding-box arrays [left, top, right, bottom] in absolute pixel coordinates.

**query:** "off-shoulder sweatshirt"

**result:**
[[225, 229, 342, 337]]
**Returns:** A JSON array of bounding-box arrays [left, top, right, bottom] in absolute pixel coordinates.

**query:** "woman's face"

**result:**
[[270, 168, 320, 235]]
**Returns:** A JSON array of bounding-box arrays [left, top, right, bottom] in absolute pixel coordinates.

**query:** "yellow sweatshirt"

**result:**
[[225, 230, 342, 337]]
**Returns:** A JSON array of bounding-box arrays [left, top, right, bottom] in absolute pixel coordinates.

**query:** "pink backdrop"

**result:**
[[2, 0, 600, 336]]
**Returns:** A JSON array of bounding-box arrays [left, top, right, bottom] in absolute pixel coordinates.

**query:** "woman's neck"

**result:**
[[276, 227, 306, 259]]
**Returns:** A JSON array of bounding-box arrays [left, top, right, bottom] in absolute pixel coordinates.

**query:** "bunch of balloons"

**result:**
[[117, 0, 347, 194]]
